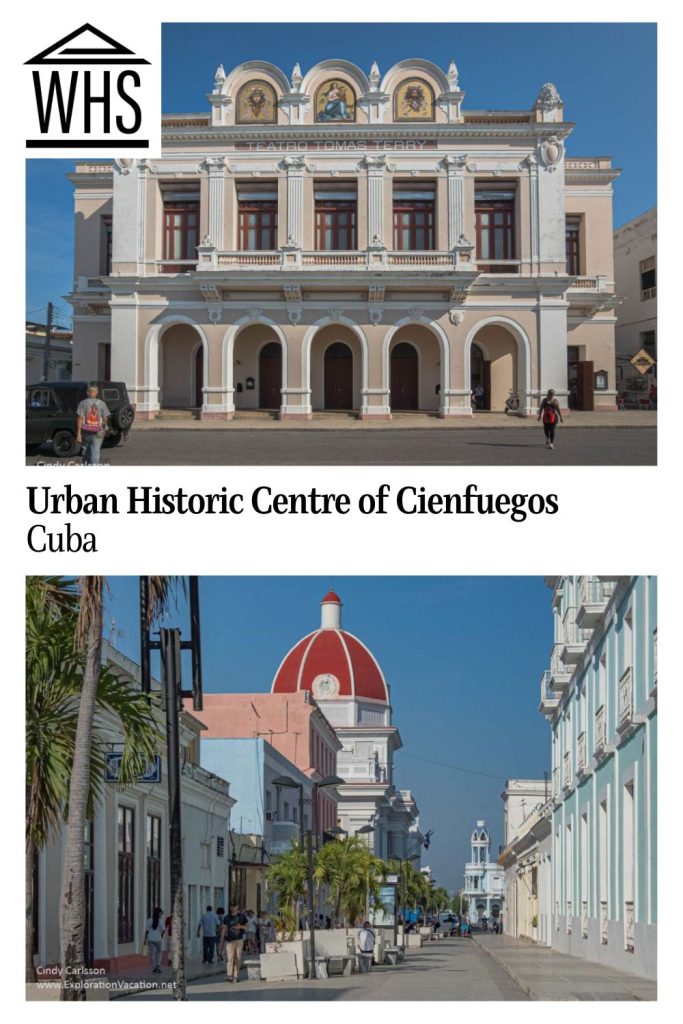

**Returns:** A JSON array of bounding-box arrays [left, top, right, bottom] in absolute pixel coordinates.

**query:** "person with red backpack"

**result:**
[[537, 389, 564, 449]]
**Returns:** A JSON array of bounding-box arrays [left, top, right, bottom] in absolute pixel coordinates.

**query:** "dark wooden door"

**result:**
[[194, 346, 203, 408], [324, 342, 353, 409], [259, 342, 282, 409], [482, 361, 492, 410], [576, 360, 594, 411], [390, 343, 419, 410]]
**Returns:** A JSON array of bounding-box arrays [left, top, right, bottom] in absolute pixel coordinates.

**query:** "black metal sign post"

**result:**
[[139, 577, 203, 1001]]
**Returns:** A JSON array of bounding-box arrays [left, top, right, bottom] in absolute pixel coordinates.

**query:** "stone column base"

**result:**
[[135, 410, 158, 421], [280, 412, 314, 421], [360, 412, 392, 421], [200, 410, 235, 421]]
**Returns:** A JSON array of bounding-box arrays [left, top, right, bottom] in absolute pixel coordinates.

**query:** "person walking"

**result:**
[[537, 388, 564, 449], [357, 921, 376, 972], [224, 902, 247, 983], [197, 905, 220, 964], [144, 907, 166, 974], [216, 907, 226, 962], [75, 383, 110, 465], [244, 909, 258, 954]]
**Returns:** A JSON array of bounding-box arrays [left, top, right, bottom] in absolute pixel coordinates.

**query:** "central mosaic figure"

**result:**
[[316, 79, 355, 121]]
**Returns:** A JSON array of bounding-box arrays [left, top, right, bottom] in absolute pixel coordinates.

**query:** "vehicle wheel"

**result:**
[[52, 430, 79, 457], [113, 404, 134, 430], [103, 431, 123, 448]]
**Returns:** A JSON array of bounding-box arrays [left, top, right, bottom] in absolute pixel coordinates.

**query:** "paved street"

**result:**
[[26, 426, 656, 466], [125, 939, 529, 1001]]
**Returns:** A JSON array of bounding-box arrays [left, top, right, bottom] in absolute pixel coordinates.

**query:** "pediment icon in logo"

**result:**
[[25, 23, 150, 65]]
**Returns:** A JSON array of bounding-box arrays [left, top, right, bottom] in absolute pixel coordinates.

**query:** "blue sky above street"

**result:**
[[26, 22, 656, 325], [104, 575, 552, 891]]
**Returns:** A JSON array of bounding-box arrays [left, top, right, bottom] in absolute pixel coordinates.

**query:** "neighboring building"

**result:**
[[188, 689, 342, 838], [499, 780, 552, 945], [541, 576, 657, 979], [613, 208, 657, 396], [462, 820, 505, 923], [32, 642, 234, 974], [271, 590, 422, 861], [67, 62, 620, 419], [26, 320, 72, 383], [199, 736, 316, 915]]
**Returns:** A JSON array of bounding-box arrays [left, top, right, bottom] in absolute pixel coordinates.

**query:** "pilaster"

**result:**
[[282, 155, 306, 249], [441, 154, 467, 250]]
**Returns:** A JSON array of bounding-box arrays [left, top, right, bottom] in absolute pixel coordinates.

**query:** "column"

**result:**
[[442, 154, 467, 250], [364, 155, 386, 247], [538, 303, 569, 408], [283, 155, 305, 249], [204, 157, 226, 250]]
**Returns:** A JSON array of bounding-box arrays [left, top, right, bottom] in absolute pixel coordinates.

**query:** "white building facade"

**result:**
[[462, 820, 504, 923], [68, 60, 620, 418], [541, 576, 657, 979], [500, 780, 553, 945]]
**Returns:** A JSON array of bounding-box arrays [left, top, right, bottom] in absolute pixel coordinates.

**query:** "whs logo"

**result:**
[[25, 23, 154, 153]]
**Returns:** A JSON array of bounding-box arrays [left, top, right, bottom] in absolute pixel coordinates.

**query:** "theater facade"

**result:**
[[68, 59, 620, 418]]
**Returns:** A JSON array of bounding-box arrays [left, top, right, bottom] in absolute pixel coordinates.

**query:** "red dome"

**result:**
[[321, 590, 342, 604], [272, 628, 389, 703]]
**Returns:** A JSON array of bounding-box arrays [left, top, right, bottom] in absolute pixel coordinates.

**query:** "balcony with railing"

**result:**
[[624, 900, 635, 952], [191, 245, 478, 274], [539, 669, 561, 717], [594, 704, 607, 756], [563, 751, 572, 791], [549, 643, 572, 691], [552, 766, 560, 800], [561, 608, 591, 664], [600, 900, 608, 944], [582, 900, 589, 938], [576, 577, 616, 628], [618, 667, 633, 733]]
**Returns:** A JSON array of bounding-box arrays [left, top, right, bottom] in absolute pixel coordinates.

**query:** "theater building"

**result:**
[[68, 59, 620, 418]]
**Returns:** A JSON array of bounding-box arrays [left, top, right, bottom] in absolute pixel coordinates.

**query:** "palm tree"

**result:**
[[26, 577, 162, 986], [431, 886, 450, 916], [266, 841, 308, 932], [57, 576, 175, 1000], [314, 836, 383, 926]]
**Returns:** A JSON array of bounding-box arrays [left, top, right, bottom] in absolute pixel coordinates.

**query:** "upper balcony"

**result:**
[[560, 608, 591, 664], [539, 669, 561, 718], [549, 643, 572, 692], [576, 577, 616, 629]]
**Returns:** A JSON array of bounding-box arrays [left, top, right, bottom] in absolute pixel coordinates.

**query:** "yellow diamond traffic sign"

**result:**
[[630, 349, 656, 375]]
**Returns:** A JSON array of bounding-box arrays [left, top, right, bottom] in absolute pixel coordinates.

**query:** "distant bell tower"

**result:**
[[471, 819, 490, 865]]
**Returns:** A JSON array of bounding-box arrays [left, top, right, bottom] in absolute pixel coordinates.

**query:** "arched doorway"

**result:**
[[159, 323, 205, 409], [259, 341, 282, 409], [468, 324, 521, 412], [390, 342, 419, 410], [324, 342, 353, 410], [470, 343, 490, 410]]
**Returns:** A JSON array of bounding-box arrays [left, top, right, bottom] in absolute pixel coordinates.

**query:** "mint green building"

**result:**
[[540, 576, 656, 979]]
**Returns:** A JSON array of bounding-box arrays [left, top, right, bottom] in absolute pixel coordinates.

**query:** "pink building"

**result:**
[[190, 691, 341, 837]]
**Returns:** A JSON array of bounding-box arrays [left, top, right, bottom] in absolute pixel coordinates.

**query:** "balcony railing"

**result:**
[[561, 608, 591, 664], [582, 900, 589, 938], [576, 577, 616, 628], [475, 260, 521, 274], [563, 751, 572, 790], [618, 667, 633, 731], [540, 669, 560, 715], [600, 900, 608, 944], [624, 900, 635, 952], [195, 249, 476, 272], [567, 275, 614, 292], [552, 766, 560, 799], [549, 643, 572, 690], [594, 705, 607, 755], [640, 286, 656, 301], [577, 731, 587, 775]]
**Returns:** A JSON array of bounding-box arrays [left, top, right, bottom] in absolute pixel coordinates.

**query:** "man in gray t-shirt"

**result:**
[[76, 384, 110, 465]]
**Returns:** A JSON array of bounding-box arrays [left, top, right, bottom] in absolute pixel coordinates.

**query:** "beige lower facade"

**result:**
[[72, 290, 618, 420]]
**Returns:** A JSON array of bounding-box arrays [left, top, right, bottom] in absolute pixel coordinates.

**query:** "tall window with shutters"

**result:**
[[475, 188, 516, 271], [238, 184, 278, 250], [162, 189, 200, 270], [315, 185, 357, 250], [393, 184, 435, 250]]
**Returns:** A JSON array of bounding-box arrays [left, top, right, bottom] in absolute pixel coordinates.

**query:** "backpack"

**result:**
[[542, 403, 557, 426]]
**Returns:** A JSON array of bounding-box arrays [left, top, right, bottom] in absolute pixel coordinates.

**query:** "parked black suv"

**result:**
[[26, 381, 135, 457]]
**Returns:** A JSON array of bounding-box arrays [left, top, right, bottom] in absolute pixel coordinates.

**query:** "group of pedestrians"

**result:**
[[144, 902, 275, 981]]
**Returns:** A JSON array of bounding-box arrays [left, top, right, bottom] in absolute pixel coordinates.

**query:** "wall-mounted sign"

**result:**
[[630, 349, 656, 375], [237, 140, 437, 153], [105, 752, 161, 784]]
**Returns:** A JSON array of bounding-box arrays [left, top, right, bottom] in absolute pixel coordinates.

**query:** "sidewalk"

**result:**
[[135, 410, 657, 431], [474, 933, 656, 1001], [26, 956, 226, 1001]]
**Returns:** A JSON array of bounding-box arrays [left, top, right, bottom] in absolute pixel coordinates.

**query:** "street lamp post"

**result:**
[[272, 774, 343, 979], [140, 576, 203, 1002]]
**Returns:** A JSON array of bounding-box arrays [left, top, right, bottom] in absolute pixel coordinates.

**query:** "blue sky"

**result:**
[[104, 575, 552, 891], [26, 22, 656, 323]]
